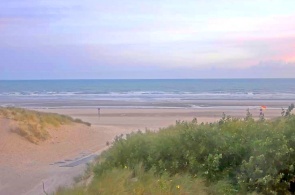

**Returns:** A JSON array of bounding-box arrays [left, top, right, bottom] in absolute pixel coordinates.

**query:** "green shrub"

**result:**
[[92, 113, 295, 194]]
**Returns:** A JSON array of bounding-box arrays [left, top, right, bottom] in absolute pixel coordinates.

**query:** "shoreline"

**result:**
[[1, 98, 294, 109]]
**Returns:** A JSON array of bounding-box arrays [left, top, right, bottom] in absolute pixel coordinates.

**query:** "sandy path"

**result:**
[[0, 107, 284, 195]]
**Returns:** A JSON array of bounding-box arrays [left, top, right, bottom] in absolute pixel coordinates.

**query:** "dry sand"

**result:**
[[0, 107, 284, 195], [0, 118, 108, 195]]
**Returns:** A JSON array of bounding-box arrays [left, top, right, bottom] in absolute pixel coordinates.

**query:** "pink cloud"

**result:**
[[230, 33, 295, 67], [0, 17, 21, 28]]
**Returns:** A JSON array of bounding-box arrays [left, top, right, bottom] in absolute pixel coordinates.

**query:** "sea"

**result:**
[[0, 79, 295, 108]]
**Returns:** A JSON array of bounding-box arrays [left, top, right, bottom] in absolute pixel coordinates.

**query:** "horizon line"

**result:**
[[1, 78, 295, 81]]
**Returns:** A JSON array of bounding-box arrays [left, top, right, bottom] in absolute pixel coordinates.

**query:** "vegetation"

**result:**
[[90, 119, 295, 194], [57, 165, 207, 195], [0, 107, 91, 144], [282, 103, 295, 117], [57, 105, 295, 194]]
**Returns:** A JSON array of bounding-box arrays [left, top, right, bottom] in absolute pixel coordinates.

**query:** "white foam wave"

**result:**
[[1, 91, 295, 100]]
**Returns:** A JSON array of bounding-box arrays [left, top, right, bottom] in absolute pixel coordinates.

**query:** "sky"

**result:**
[[0, 0, 295, 79]]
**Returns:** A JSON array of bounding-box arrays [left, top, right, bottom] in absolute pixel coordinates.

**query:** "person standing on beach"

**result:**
[[259, 106, 266, 120], [259, 108, 263, 117], [98, 108, 101, 117]]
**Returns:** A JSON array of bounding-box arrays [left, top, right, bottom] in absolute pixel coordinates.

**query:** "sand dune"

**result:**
[[0, 117, 109, 195]]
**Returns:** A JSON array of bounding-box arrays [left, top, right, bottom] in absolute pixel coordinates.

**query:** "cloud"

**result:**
[[1, 0, 295, 79], [1, 41, 294, 79]]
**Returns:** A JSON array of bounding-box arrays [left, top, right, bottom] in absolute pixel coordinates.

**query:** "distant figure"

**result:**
[[259, 108, 265, 120], [98, 108, 101, 117], [259, 108, 263, 116]]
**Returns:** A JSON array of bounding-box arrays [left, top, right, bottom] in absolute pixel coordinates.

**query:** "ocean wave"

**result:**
[[1, 90, 295, 101]]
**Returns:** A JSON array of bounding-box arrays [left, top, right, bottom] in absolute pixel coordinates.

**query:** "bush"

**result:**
[[92, 113, 295, 194]]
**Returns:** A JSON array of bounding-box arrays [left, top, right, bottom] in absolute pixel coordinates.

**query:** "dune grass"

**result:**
[[57, 165, 207, 195], [57, 106, 295, 195], [0, 107, 91, 144]]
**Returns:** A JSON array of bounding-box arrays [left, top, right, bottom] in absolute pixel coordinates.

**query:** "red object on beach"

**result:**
[[261, 105, 267, 110]]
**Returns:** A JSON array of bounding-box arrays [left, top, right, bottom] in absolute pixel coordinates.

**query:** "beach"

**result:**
[[0, 79, 294, 194], [38, 106, 284, 128]]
